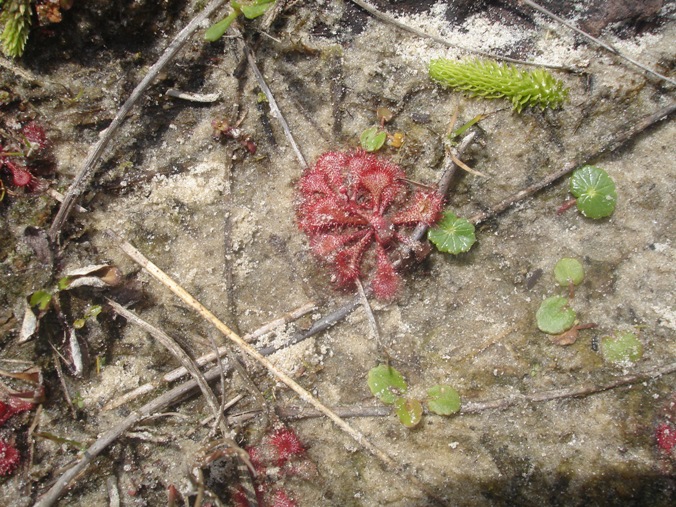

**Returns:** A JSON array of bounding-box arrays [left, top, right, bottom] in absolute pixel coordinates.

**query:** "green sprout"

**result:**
[[601, 331, 643, 365], [0, 0, 31, 58], [569, 165, 617, 219], [427, 385, 461, 416], [29, 289, 52, 311], [394, 398, 423, 428], [554, 258, 584, 286], [205, 0, 275, 42], [536, 295, 576, 335], [360, 126, 387, 152], [368, 365, 461, 427], [429, 58, 568, 113], [367, 364, 407, 405], [428, 212, 476, 254]]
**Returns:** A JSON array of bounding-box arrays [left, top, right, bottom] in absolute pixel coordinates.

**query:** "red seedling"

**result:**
[[656, 423, 676, 456], [0, 439, 20, 476], [297, 150, 443, 299], [0, 396, 35, 426], [269, 427, 305, 467]]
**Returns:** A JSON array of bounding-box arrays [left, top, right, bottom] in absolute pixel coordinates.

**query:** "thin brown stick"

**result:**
[[468, 102, 676, 225], [107, 301, 258, 507], [519, 0, 676, 86], [107, 301, 229, 435], [103, 302, 315, 411], [243, 42, 308, 169], [110, 233, 433, 466], [349, 0, 574, 72], [48, 0, 228, 242], [113, 233, 449, 504]]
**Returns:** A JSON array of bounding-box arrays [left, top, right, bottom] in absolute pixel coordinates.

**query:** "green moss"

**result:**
[[429, 58, 568, 112]]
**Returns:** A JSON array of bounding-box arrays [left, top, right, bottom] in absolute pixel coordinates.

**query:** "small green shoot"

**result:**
[[536, 295, 576, 334], [360, 126, 387, 152], [368, 366, 461, 427], [394, 398, 423, 428], [428, 212, 476, 254], [554, 258, 584, 286], [450, 114, 486, 140], [569, 166, 617, 219], [205, 0, 275, 42], [427, 385, 461, 415], [367, 364, 407, 404], [29, 290, 52, 311], [73, 304, 102, 330], [601, 331, 643, 365]]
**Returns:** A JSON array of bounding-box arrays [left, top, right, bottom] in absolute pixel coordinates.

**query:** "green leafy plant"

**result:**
[[569, 165, 617, 219], [428, 211, 476, 254], [536, 295, 576, 335], [601, 331, 643, 365], [360, 126, 387, 152], [205, 0, 275, 42], [367, 365, 461, 427], [367, 364, 407, 405], [427, 384, 461, 416], [429, 58, 568, 112], [0, 0, 31, 58], [554, 258, 584, 286]]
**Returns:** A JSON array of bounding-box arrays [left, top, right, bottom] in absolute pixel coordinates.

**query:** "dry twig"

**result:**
[[109, 232, 446, 503], [48, 0, 228, 242], [519, 0, 676, 86], [349, 0, 574, 71]]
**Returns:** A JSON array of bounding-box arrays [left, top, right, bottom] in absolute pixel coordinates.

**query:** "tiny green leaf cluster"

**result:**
[[205, 0, 275, 42], [601, 331, 643, 365], [554, 258, 584, 286], [569, 165, 617, 219], [360, 126, 387, 152], [536, 295, 576, 335], [429, 58, 568, 113], [428, 211, 476, 254], [0, 0, 32, 58], [367, 364, 461, 428], [536, 258, 586, 336]]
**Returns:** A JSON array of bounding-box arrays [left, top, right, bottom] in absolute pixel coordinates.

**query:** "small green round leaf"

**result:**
[[536, 296, 576, 334], [360, 126, 387, 152], [427, 385, 461, 415], [29, 290, 52, 311], [569, 166, 617, 219], [368, 365, 407, 404], [394, 397, 423, 428], [601, 332, 643, 365], [73, 318, 86, 330], [554, 258, 584, 286], [428, 212, 476, 254]]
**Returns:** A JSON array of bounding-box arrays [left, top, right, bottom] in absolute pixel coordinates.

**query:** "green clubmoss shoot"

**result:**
[[429, 58, 568, 112]]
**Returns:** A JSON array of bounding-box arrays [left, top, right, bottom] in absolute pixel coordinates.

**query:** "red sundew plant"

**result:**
[[0, 120, 51, 194], [0, 439, 20, 476], [656, 423, 676, 456], [296, 150, 444, 299], [236, 425, 313, 507]]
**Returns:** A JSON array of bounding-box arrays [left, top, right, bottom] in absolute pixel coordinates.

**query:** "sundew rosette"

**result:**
[[429, 58, 568, 112]]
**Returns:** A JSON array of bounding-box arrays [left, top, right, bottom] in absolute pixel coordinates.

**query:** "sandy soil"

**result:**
[[1, 1, 674, 506]]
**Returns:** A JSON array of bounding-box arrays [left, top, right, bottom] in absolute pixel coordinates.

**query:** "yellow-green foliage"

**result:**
[[1, 0, 32, 58], [429, 58, 568, 113]]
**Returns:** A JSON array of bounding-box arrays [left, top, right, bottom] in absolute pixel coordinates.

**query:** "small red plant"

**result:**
[[656, 423, 676, 456], [0, 121, 52, 193], [0, 439, 20, 476], [0, 396, 35, 426], [236, 425, 313, 507], [296, 150, 444, 299]]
